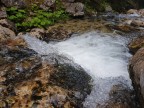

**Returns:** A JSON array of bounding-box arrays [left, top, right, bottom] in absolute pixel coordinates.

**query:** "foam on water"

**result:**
[[24, 31, 132, 108], [54, 32, 131, 79]]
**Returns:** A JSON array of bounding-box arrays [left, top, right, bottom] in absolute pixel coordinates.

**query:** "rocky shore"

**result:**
[[1, 0, 144, 108]]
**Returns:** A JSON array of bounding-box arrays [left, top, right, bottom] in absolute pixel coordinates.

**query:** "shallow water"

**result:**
[[24, 31, 132, 108]]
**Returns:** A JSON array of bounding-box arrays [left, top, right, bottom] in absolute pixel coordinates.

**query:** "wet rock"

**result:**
[[46, 26, 72, 41], [0, 39, 92, 107], [0, 25, 15, 42], [64, 2, 84, 17], [138, 9, 144, 16], [127, 9, 138, 14], [1, 0, 26, 8], [129, 48, 144, 108], [112, 24, 136, 32], [97, 84, 136, 108], [131, 20, 144, 27], [0, 19, 17, 32], [128, 36, 144, 54], [40, 0, 56, 11], [29, 28, 46, 40], [45, 19, 111, 41]]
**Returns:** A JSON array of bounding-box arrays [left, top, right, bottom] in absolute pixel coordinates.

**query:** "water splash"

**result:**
[[24, 31, 132, 108]]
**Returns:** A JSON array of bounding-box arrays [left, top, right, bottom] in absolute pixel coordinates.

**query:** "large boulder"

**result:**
[[0, 38, 92, 107], [129, 48, 144, 108]]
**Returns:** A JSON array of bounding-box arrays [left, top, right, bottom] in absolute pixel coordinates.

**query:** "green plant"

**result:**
[[6, 1, 69, 32]]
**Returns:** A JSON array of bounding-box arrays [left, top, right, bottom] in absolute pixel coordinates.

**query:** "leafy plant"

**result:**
[[6, 1, 69, 32]]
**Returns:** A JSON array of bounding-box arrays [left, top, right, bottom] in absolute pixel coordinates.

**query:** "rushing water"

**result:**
[[24, 31, 132, 108]]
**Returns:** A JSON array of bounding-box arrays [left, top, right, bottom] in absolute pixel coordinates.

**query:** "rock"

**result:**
[[0, 9, 7, 19], [105, 5, 113, 12], [110, 23, 136, 32], [63, 0, 75, 2], [138, 9, 144, 16], [0, 39, 92, 107], [1, 0, 26, 8], [128, 36, 144, 54], [64, 2, 84, 17], [29, 28, 46, 40], [131, 20, 144, 27], [46, 26, 72, 41], [40, 0, 56, 11], [0, 25, 16, 42], [45, 19, 111, 42], [0, 19, 17, 32], [127, 9, 138, 14], [129, 48, 144, 108]]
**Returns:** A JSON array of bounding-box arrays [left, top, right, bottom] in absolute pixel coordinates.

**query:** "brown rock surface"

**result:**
[[0, 38, 92, 107], [0, 19, 17, 32], [45, 19, 111, 41], [29, 28, 46, 40], [1, 0, 26, 8], [97, 84, 136, 108], [131, 20, 144, 27], [129, 48, 144, 108], [40, 0, 56, 11], [0, 25, 16, 42], [128, 36, 144, 54], [64, 2, 84, 16]]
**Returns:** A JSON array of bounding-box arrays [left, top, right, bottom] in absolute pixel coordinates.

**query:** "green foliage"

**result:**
[[6, 1, 69, 32]]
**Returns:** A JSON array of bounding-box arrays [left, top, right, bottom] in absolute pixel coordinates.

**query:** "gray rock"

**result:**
[[0, 25, 16, 42], [0, 9, 7, 19], [1, 0, 26, 8], [40, 0, 56, 11], [0, 19, 17, 32], [64, 2, 84, 17]]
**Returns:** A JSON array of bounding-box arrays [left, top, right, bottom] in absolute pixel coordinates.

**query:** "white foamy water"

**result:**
[[24, 31, 132, 108]]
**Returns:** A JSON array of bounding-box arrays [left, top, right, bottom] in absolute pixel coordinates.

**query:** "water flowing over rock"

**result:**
[[0, 37, 92, 107], [24, 32, 136, 108]]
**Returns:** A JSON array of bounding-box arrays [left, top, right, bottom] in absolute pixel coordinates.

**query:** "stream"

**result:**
[[24, 31, 133, 108]]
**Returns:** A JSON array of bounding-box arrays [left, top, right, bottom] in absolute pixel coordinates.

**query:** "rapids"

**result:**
[[24, 31, 133, 108]]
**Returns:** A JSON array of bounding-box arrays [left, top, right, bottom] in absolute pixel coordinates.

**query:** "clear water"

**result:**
[[24, 31, 132, 108]]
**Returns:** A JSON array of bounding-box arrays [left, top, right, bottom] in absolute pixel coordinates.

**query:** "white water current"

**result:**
[[24, 31, 132, 108]]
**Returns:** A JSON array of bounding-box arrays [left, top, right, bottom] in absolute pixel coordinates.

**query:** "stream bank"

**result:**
[[1, 0, 144, 108]]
